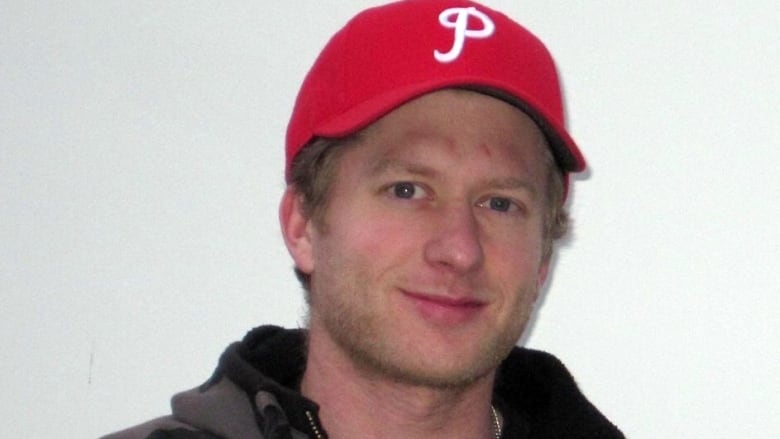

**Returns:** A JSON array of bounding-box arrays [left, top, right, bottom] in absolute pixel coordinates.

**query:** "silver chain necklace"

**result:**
[[490, 404, 502, 439], [306, 406, 502, 438]]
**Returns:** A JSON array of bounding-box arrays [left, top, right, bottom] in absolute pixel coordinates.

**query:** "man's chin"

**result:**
[[343, 336, 511, 390]]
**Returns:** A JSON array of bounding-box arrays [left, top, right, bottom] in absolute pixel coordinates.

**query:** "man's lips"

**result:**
[[402, 290, 486, 307], [401, 290, 487, 324]]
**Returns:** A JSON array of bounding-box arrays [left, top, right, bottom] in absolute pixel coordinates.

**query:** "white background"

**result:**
[[2, 1, 778, 437]]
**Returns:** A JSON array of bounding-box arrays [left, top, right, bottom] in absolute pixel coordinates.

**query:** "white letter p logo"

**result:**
[[434, 7, 495, 63]]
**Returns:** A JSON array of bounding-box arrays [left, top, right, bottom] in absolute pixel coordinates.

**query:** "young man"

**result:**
[[105, 1, 623, 438]]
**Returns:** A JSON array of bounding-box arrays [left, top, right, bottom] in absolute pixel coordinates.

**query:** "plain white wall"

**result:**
[[2, 1, 778, 437]]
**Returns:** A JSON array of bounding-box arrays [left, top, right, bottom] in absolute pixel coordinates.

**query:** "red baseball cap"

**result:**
[[285, 0, 585, 184]]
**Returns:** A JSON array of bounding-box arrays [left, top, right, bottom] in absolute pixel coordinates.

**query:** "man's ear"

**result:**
[[279, 187, 314, 275]]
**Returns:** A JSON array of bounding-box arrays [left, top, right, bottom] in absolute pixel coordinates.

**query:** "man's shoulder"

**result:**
[[498, 347, 625, 438], [500, 346, 576, 385], [101, 415, 222, 439]]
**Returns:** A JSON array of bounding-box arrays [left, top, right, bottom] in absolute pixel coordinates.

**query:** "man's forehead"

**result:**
[[335, 90, 551, 187]]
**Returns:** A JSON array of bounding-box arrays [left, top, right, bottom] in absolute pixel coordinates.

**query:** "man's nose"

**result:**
[[422, 204, 485, 274]]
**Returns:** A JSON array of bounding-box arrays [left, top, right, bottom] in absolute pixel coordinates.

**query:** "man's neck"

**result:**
[[300, 328, 498, 439]]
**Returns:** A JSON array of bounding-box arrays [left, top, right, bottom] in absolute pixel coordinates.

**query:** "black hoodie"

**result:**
[[103, 326, 624, 439]]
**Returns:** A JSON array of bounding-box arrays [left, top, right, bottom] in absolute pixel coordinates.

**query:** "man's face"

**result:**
[[291, 89, 551, 388]]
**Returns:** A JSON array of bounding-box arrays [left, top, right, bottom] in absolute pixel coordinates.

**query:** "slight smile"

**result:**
[[401, 290, 487, 326]]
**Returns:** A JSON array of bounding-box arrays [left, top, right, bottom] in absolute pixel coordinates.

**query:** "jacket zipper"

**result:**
[[305, 410, 325, 439]]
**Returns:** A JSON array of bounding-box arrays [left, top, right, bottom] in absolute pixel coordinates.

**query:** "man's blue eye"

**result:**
[[393, 182, 417, 199], [489, 197, 513, 212]]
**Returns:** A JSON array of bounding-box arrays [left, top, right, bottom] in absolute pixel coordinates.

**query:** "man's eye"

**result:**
[[391, 182, 425, 199], [487, 197, 515, 212]]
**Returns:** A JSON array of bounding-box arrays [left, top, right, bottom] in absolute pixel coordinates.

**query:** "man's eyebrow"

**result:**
[[484, 176, 537, 194], [368, 158, 439, 178], [369, 158, 538, 196]]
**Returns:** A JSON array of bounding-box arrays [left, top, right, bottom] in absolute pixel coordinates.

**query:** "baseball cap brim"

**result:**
[[312, 78, 585, 174]]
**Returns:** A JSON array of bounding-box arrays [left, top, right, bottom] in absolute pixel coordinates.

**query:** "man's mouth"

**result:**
[[401, 290, 487, 325]]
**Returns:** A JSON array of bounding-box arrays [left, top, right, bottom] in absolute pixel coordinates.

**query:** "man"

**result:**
[[105, 1, 623, 438]]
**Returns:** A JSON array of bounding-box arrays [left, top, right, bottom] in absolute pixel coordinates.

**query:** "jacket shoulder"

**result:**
[[498, 347, 625, 438], [101, 415, 223, 439]]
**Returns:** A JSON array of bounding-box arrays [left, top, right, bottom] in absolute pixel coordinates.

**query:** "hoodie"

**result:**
[[103, 326, 624, 439]]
